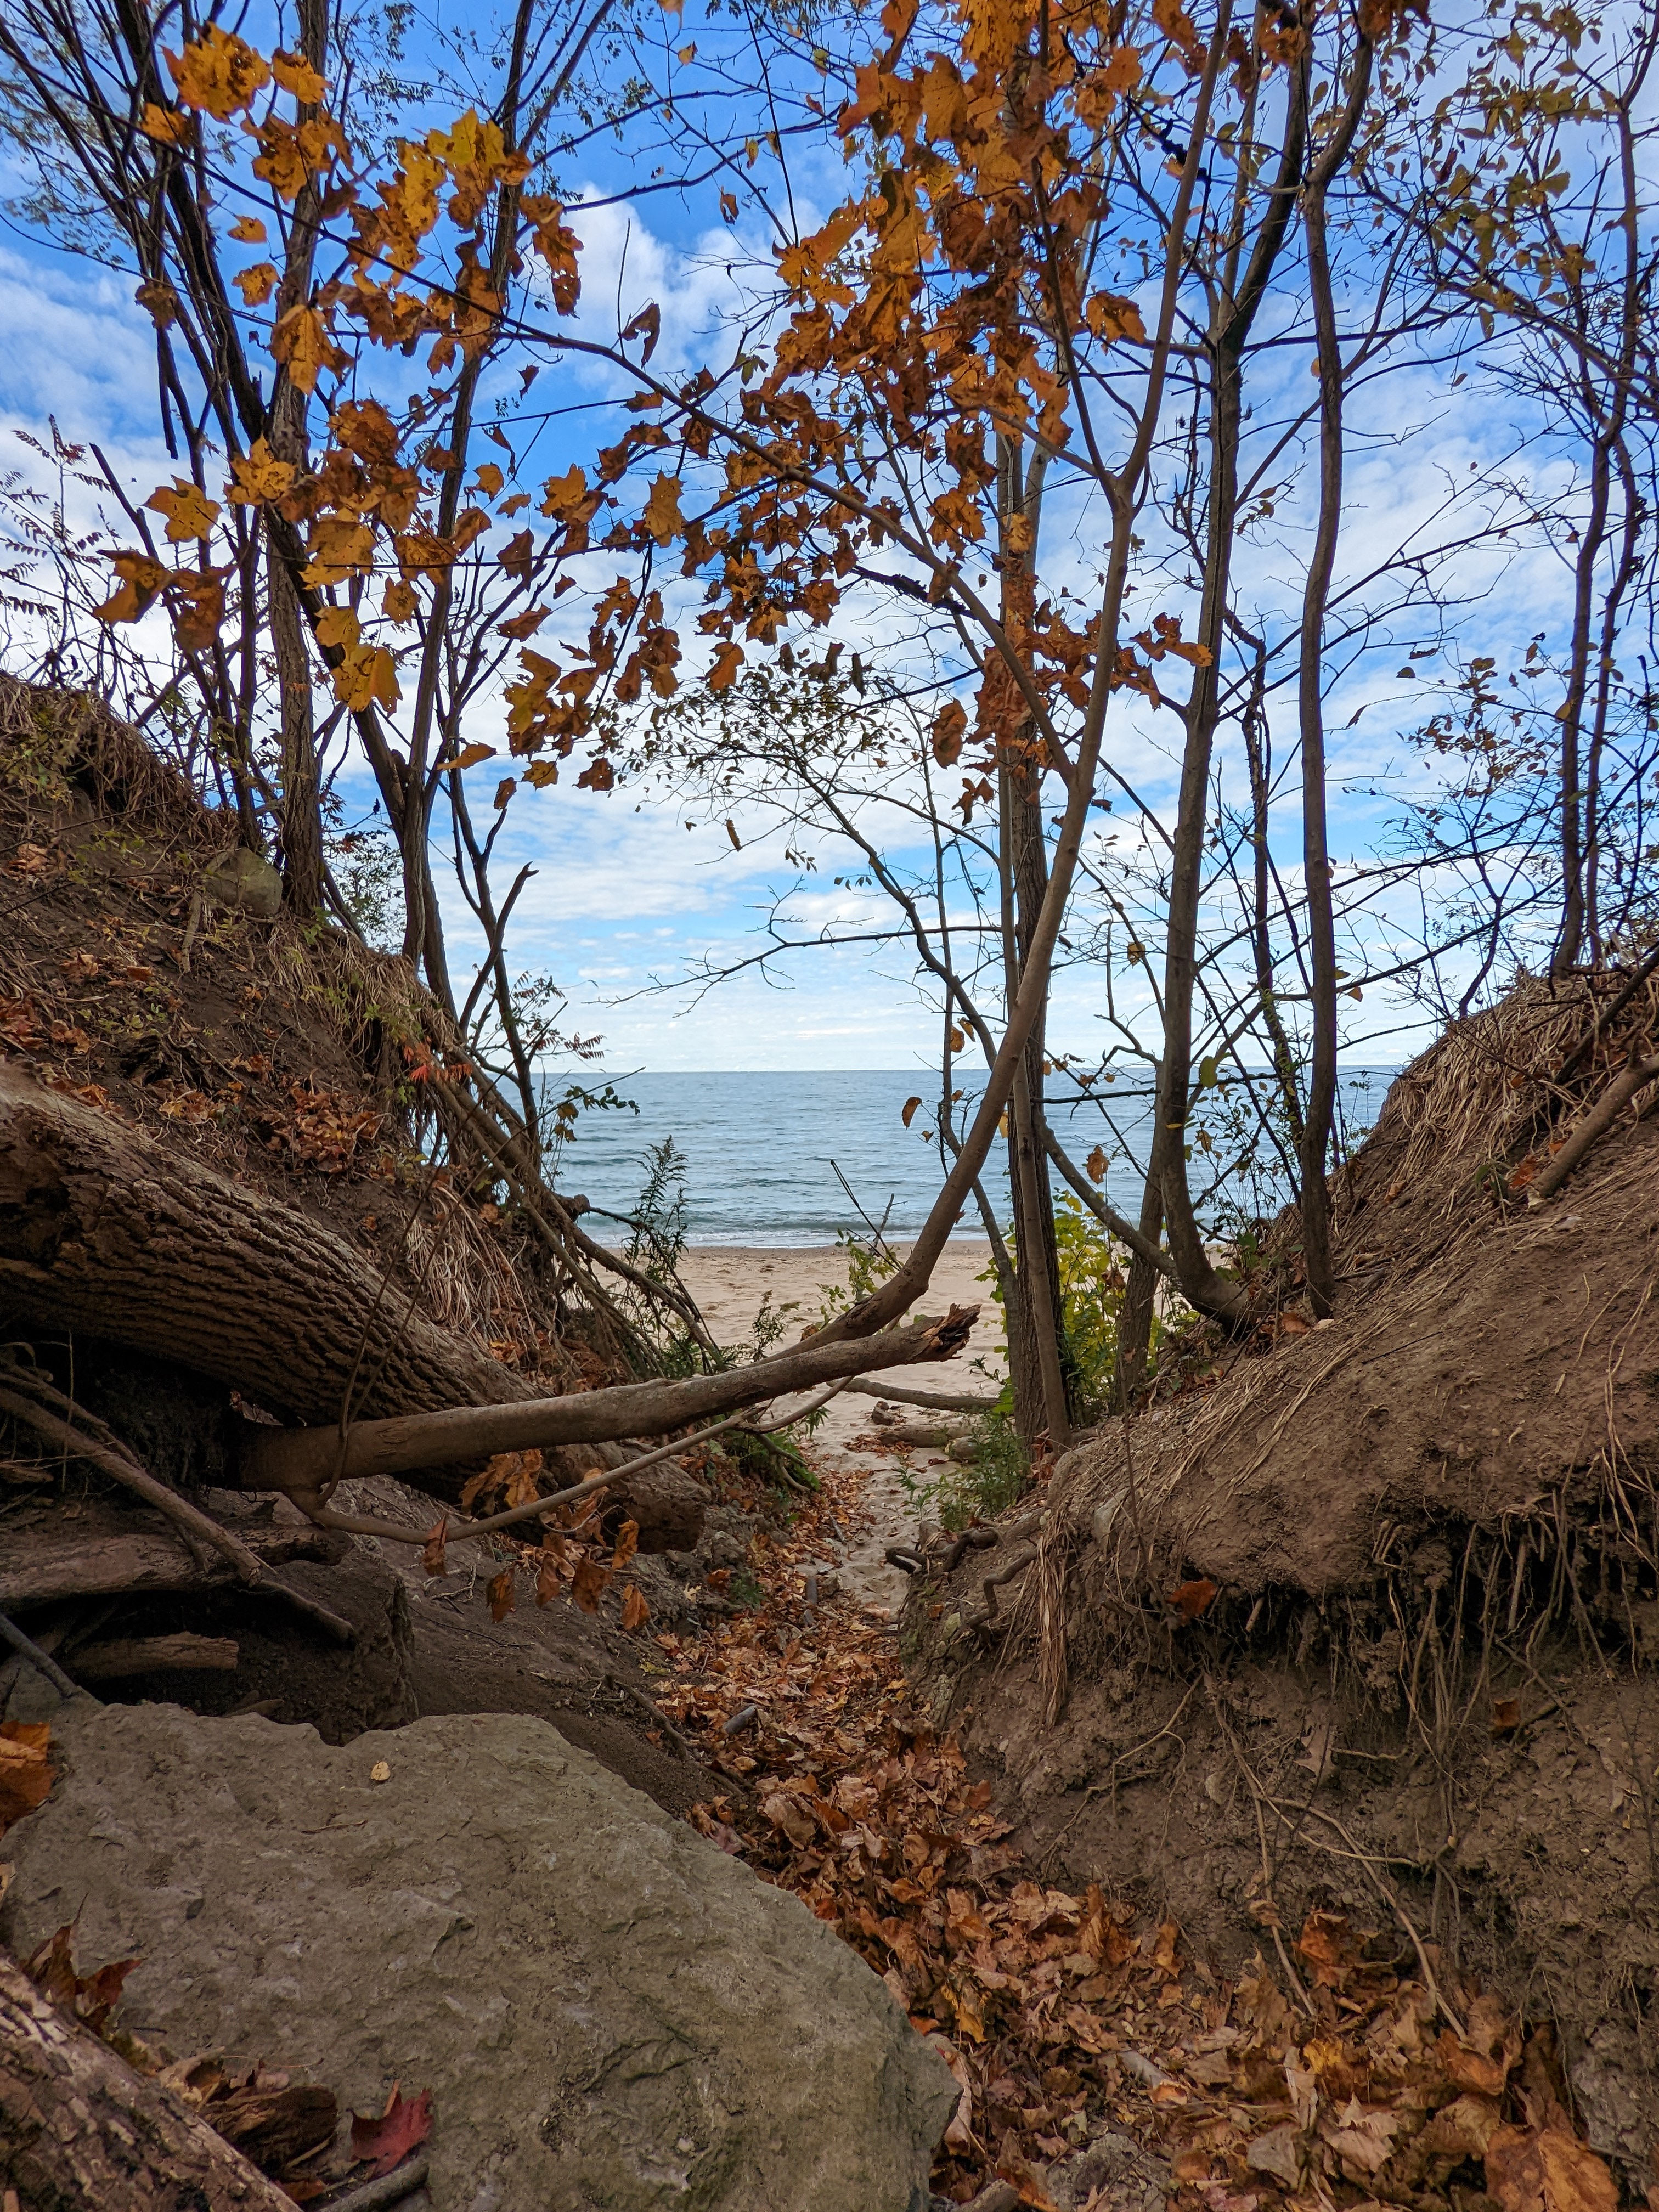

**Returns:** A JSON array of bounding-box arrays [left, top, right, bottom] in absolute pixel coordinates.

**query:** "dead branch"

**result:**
[[1528, 1048, 1659, 1203], [237, 1306, 977, 1497]]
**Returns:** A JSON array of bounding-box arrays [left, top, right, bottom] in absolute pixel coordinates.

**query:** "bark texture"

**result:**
[[0, 1064, 534, 1430], [0, 1950, 295, 2211]]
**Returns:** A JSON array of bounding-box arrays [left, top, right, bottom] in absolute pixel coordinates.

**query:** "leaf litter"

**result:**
[[642, 1458, 1641, 2211]]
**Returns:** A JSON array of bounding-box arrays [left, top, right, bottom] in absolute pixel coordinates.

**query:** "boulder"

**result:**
[[204, 845, 282, 918], [0, 1700, 955, 2211]]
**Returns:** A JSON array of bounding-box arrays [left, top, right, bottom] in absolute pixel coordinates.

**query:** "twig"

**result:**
[[0, 1609, 83, 1700], [844, 1379, 1000, 1413], [1203, 1678, 1316, 2015], [314, 2156, 430, 2212], [1553, 940, 1659, 1082], [0, 1382, 267, 1585]]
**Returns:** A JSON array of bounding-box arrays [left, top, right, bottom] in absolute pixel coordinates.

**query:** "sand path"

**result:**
[[675, 1243, 1005, 1612]]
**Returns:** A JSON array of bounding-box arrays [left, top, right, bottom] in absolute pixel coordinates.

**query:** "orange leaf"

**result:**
[[486, 1567, 516, 1622], [421, 1517, 448, 1576], [1166, 1577, 1217, 1621], [611, 1519, 640, 1573], [621, 1584, 650, 1632], [449, 743, 495, 772], [708, 640, 744, 691], [901, 1095, 923, 1128], [0, 1721, 53, 1832], [1491, 1696, 1521, 1736]]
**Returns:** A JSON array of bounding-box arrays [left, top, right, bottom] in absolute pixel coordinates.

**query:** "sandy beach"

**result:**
[[676, 1242, 1005, 1611]]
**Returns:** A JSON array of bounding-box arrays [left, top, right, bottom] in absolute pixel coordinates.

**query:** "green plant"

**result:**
[[815, 1224, 900, 1325], [901, 1401, 1030, 1533]]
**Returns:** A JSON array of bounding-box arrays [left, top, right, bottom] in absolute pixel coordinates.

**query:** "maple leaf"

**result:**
[[350, 2083, 434, 2179], [233, 262, 280, 307], [540, 463, 588, 517], [643, 471, 685, 546], [708, 640, 744, 691], [93, 550, 170, 625], [139, 103, 191, 146], [272, 48, 328, 103], [1166, 1577, 1217, 1621], [228, 437, 296, 505], [145, 477, 221, 543], [228, 215, 268, 244], [166, 24, 270, 118], [272, 302, 344, 394], [0, 1720, 53, 1833]]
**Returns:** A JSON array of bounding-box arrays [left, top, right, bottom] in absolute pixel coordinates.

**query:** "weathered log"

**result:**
[[0, 1518, 334, 1614], [72, 1633, 239, 1680], [0, 1950, 297, 2211], [0, 1063, 536, 1430], [238, 1305, 978, 1496]]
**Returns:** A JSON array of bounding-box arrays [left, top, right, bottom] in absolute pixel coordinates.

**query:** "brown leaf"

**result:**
[[761, 1790, 816, 1849], [1491, 1696, 1521, 1736], [571, 1556, 609, 1613], [611, 1519, 640, 1573], [0, 1720, 53, 1832], [25, 1923, 138, 2035], [421, 1517, 448, 1576], [350, 2082, 433, 2179], [621, 1584, 650, 1632], [486, 1567, 516, 1622]]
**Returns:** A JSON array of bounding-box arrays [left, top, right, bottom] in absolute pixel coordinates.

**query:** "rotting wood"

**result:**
[[71, 1633, 239, 1680], [236, 1307, 977, 1497], [0, 1520, 334, 1613], [0, 1950, 297, 2212]]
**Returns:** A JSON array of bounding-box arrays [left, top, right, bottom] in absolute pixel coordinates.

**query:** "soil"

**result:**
[[901, 975, 1659, 2178]]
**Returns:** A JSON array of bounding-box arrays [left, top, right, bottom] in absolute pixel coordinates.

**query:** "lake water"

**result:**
[[554, 1068, 1398, 1248]]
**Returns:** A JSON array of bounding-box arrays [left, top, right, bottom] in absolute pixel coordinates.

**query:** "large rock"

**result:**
[[0, 1701, 954, 2211]]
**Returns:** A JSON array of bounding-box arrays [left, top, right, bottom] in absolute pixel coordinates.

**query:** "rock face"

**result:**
[[1, 1702, 955, 2212]]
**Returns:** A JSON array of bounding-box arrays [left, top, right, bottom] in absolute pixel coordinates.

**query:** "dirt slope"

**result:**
[[904, 975, 1659, 2176]]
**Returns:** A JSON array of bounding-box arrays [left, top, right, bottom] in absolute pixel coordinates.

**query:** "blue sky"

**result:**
[[0, 1, 1604, 1075]]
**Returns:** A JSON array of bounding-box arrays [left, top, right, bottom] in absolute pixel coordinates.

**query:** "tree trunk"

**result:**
[[0, 1062, 538, 1440], [0, 1951, 296, 2212]]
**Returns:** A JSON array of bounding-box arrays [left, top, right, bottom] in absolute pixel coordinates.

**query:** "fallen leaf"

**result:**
[[1491, 1696, 1521, 1736], [621, 1584, 650, 1632], [421, 1517, 448, 1576], [1166, 1577, 1217, 1621], [1245, 2123, 1302, 2186], [762, 1790, 816, 1849], [487, 1567, 516, 1621], [350, 2081, 433, 2179], [0, 1722, 53, 1832], [611, 1519, 639, 1573], [369, 1760, 391, 1784]]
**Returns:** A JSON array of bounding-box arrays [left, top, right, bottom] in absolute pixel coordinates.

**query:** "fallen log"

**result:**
[[0, 1063, 537, 1430], [236, 1305, 978, 1497], [0, 1519, 333, 1613], [72, 1633, 239, 1680], [845, 1379, 1000, 1413], [0, 1950, 297, 2212]]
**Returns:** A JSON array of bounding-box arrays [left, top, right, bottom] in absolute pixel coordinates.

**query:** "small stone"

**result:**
[[370, 1760, 391, 1783]]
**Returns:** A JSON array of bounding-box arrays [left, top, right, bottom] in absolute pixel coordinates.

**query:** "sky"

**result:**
[[0, 0, 1615, 1076]]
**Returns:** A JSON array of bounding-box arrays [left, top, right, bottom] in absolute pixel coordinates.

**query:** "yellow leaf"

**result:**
[[331, 643, 399, 712], [1086, 1144, 1108, 1183], [271, 48, 327, 103], [314, 605, 360, 650], [140, 103, 192, 146], [643, 471, 684, 546], [166, 24, 269, 119], [233, 261, 279, 306], [270, 301, 342, 394], [678, 42, 696, 61], [472, 461, 505, 498], [227, 436, 295, 505], [449, 743, 495, 771], [382, 578, 419, 624], [144, 477, 221, 543], [228, 215, 268, 244], [526, 759, 560, 788], [93, 550, 169, 625], [708, 640, 744, 691]]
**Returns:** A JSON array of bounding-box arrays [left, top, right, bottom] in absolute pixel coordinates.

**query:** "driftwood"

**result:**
[[845, 1379, 999, 1413], [72, 1633, 239, 1680], [0, 1950, 296, 2212], [236, 1306, 978, 1498]]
